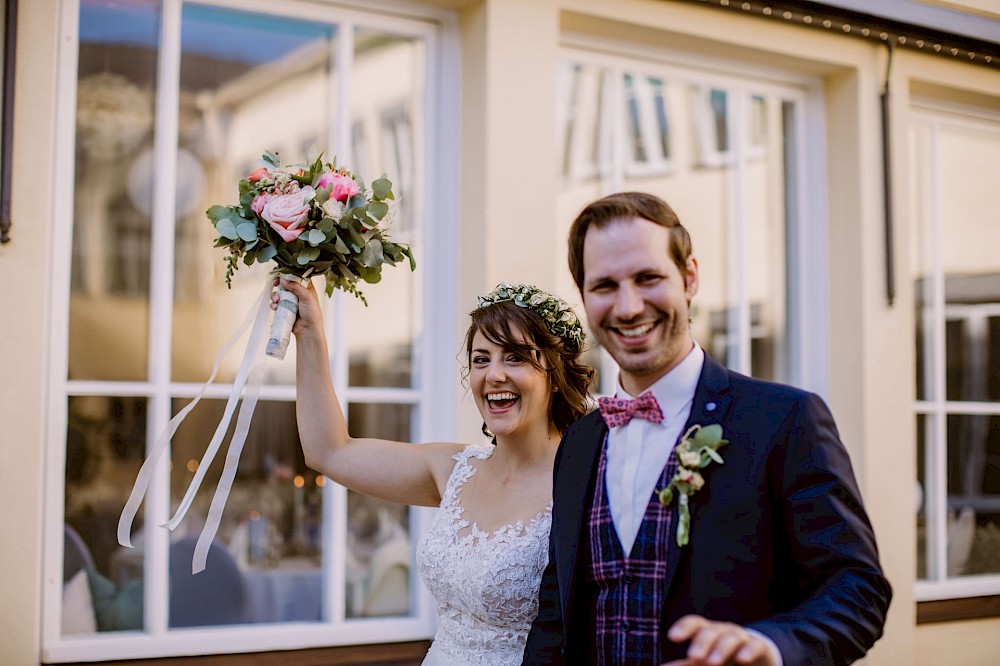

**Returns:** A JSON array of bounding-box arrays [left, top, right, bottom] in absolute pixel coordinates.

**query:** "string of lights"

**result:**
[[678, 0, 999, 70]]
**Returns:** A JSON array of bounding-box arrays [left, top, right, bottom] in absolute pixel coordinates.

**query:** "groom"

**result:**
[[522, 192, 891, 666]]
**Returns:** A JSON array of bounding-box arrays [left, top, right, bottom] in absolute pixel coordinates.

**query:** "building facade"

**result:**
[[1, 0, 998, 663]]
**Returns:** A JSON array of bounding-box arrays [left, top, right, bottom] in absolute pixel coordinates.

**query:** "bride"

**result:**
[[277, 279, 593, 666]]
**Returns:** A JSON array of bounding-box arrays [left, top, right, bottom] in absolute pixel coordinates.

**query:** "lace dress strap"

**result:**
[[438, 445, 494, 514]]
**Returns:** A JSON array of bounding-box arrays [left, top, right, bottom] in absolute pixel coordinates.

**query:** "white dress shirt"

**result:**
[[603, 343, 783, 666], [605, 343, 704, 555]]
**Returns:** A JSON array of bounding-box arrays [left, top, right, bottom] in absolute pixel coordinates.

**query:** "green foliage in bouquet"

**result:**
[[207, 150, 415, 304]]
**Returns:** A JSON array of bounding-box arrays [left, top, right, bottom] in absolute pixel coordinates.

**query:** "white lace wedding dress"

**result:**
[[416, 445, 552, 666]]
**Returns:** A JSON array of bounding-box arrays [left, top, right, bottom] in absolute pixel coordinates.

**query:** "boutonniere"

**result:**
[[657, 424, 729, 546]]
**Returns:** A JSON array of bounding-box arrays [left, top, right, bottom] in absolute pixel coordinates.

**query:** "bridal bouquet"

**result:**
[[208, 151, 415, 358], [118, 153, 416, 574]]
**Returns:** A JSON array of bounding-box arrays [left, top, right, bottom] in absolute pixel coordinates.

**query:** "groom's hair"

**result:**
[[567, 191, 692, 292]]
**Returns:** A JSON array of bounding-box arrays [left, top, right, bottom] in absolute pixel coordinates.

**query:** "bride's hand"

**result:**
[[270, 277, 322, 336]]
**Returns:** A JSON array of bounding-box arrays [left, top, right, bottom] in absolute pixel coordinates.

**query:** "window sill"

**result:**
[[917, 596, 1000, 624], [50, 640, 433, 666]]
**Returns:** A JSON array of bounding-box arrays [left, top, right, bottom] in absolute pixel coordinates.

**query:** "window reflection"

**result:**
[[558, 57, 789, 382], [912, 113, 1000, 584], [167, 398, 323, 625], [69, 0, 160, 382], [343, 29, 424, 388], [171, 5, 336, 384], [63, 396, 147, 635], [345, 403, 413, 618], [947, 413, 1000, 576]]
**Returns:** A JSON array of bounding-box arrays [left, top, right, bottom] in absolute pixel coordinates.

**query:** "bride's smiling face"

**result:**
[[469, 328, 553, 441]]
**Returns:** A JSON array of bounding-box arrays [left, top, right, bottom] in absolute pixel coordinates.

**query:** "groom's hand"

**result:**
[[660, 615, 776, 666]]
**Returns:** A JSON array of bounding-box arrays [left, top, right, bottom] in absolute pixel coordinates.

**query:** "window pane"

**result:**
[[172, 5, 337, 384], [939, 122, 1000, 403], [169, 398, 323, 625], [344, 29, 425, 388], [557, 62, 611, 185], [916, 414, 928, 580], [64, 396, 148, 634], [911, 121, 934, 402], [947, 413, 1000, 577], [345, 403, 413, 618], [69, 0, 160, 381], [622, 74, 670, 176]]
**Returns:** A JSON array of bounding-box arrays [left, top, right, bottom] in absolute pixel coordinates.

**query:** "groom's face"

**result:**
[[581, 217, 698, 395]]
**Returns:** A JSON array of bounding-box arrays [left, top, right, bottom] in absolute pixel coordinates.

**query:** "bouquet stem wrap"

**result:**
[[265, 273, 302, 360], [117, 273, 278, 574]]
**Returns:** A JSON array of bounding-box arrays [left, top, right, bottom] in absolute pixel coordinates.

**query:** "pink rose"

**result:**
[[251, 191, 273, 216], [317, 171, 360, 203], [247, 167, 270, 182], [261, 190, 312, 242]]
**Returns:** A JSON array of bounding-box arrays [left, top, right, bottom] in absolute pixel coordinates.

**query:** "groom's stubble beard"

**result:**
[[599, 303, 693, 391]]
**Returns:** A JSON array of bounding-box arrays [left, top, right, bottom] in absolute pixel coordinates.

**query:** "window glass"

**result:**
[[172, 4, 337, 384], [344, 28, 424, 388], [916, 413, 929, 580], [57, 0, 438, 659], [168, 398, 322, 626], [946, 414, 1000, 576], [913, 108, 1000, 589], [345, 402, 413, 618], [69, 0, 160, 382], [63, 396, 148, 635], [558, 57, 793, 386]]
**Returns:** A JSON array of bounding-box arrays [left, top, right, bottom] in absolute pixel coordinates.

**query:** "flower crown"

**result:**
[[475, 283, 586, 351]]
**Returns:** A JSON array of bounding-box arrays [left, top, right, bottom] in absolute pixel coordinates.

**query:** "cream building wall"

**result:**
[[2, 0, 999, 663], [0, 1, 59, 663]]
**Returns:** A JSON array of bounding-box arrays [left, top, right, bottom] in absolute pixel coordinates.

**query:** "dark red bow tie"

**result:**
[[598, 393, 664, 428]]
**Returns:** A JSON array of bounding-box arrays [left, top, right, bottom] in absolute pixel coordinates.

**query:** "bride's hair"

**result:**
[[464, 300, 594, 434]]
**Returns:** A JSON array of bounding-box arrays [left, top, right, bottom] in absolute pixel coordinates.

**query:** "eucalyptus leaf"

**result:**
[[256, 244, 277, 263], [361, 240, 384, 268], [337, 263, 357, 280], [334, 235, 350, 254], [206, 205, 235, 222], [347, 225, 366, 249], [307, 229, 326, 246], [371, 177, 392, 200], [658, 486, 674, 507], [360, 267, 382, 284], [702, 447, 724, 465], [693, 424, 723, 448], [236, 222, 258, 242], [216, 218, 239, 240], [368, 201, 389, 221], [295, 247, 320, 264]]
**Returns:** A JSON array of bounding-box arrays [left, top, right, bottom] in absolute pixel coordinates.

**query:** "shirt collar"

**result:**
[[616, 342, 705, 423]]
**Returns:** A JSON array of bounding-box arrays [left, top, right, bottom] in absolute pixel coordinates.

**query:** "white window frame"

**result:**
[[912, 99, 1000, 602], [42, 0, 459, 661], [560, 35, 830, 398]]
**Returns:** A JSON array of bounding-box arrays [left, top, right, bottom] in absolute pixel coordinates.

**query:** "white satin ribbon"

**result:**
[[117, 274, 276, 574]]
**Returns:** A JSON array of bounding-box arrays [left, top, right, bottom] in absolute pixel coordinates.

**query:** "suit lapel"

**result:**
[[554, 410, 606, 626], [661, 354, 733, 602]]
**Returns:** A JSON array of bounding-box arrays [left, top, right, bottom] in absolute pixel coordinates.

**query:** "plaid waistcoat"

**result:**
[[585, 437, 679, 666]]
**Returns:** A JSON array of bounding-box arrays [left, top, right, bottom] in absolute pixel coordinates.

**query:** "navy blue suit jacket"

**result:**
[[522, 354, 891, 665]]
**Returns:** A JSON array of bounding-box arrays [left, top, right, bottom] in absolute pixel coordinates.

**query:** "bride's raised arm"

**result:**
[[275, 277, 461, 508]]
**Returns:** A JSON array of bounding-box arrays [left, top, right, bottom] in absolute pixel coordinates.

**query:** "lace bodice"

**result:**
[[416, 445, 552, 666]]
